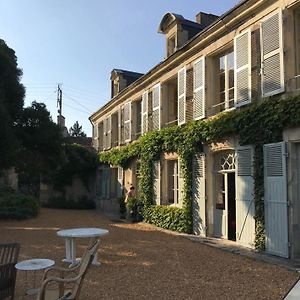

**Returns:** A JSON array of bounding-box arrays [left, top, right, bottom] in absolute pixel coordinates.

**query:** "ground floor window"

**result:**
[[167, 160, 179, 204]]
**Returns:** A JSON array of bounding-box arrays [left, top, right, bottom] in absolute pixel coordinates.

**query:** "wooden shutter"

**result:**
[[93, 123, 99, 149], [192, 154, 206, 236], [261, 11, 284, 97], [193, 58, 205, 120], [234, 30, 251, 107], [264, 142, 289, 258], [178, 67, 186, 125], [117, 166, 123, 197], [178, 158, 184, 206], [153, 161, 161, 205], [235, 146, 255, 248], [103, 119, 107, 150], [107, 115, 111, 149], [124, 102, 131, 142], [142, 91, 148, 134], [152, 84, 161, 130]]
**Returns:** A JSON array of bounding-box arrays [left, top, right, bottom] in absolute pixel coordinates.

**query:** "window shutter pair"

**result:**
[[234, 10, 284, 105], [178, 58, 206, 124]]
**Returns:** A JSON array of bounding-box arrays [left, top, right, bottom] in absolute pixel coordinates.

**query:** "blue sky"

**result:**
[[0, 0, 239, 136]]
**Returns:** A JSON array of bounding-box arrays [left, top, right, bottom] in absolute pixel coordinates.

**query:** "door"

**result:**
[[264, 142, 289, 258], [236, 146, 255, 248], [214, 173, 228, 239], [192, 154, 206, 236]]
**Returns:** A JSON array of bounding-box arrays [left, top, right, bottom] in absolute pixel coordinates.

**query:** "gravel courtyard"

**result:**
[[0, 208, 298, 300]]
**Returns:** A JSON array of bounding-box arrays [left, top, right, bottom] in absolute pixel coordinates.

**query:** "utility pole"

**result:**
[[57, 84, 62, 117]]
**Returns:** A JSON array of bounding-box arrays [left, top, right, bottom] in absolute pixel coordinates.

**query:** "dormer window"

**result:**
[[113, 81, 119, 97]]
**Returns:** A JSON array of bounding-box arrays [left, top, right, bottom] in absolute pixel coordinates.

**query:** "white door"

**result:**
[[214, 173, 228, 239], [235, 146, 255, 248], [192, 154, 206, 236], [264, 142, 289, 258]]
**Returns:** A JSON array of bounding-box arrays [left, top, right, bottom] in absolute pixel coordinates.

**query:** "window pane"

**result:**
[[216, 174, 225, 210], [229, 69, 234, 88], [219, 56, 225, 72], [219, 73, 225, 92], [227, 52, 234, 70]]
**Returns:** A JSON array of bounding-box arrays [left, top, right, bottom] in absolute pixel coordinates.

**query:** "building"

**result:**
[[90, 0, 300, 259]]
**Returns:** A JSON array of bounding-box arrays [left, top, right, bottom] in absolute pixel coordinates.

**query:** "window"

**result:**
[[213, 50, 234, 113], [136, 99, 142, 138], [113, 81, 119, 97], [167, 160, 179, 204]]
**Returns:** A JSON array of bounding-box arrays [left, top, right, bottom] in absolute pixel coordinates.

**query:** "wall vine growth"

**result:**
[[99, 95, 300, 248]]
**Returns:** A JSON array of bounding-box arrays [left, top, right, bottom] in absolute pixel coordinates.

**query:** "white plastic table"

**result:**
[[15, 259, 55, 296], [57, 227, 109, 267]]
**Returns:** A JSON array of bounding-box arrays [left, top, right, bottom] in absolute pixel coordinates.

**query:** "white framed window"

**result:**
[[213, 50, 235, 113]]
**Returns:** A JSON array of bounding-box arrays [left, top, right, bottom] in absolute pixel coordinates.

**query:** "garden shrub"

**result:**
[[0, 187, 39, 220], [45, 195, 96, 210], [143, 205, 190, 233]]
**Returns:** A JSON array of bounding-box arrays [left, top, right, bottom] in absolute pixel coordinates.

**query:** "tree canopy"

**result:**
[[0, 39, 25, 169], [69, 121, 87, 137]]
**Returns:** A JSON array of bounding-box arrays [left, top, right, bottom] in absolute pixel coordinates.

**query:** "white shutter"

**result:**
[[93, 123, 99, 149], [142, 91, 148, 134], [235, 146, 255, 248], [192, 154, 206, 236], [178, 67, 186, 125], [234, 30, 251, 107], [117, 166, 123, 197], [178, 158, 184, 206], [264, 142, 289, 258], [153, 161, 161, 205], [261, 11, 284, 97], [193, 58, 205, 120], [103, 119, 107, 150], [118, 108, 122, 146], [152, 84, 161, 130], [124, 102, 131, 142], [107, 115, 111, 149]]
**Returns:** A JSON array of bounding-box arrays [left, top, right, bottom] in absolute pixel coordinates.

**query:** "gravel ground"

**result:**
[[0, 208, 298, 300]]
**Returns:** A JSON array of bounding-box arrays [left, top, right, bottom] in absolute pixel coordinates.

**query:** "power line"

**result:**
[[63, 92, 94, 113], [64, 103, 91, 115]]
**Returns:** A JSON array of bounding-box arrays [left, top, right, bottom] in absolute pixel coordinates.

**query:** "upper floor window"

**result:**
[[213, 50, 234, 113]]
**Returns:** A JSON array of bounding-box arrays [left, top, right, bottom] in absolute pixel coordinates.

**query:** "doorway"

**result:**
[[214, 172, 236, 240]]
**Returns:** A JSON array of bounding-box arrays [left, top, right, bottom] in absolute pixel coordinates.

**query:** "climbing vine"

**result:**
[[99, 94, 300, 249]]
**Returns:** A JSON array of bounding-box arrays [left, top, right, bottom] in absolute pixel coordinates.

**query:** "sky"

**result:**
[[0, 0, 240, 136]]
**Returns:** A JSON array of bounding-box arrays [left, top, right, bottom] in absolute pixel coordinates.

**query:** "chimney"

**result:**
[[196, 12, 219, 27]]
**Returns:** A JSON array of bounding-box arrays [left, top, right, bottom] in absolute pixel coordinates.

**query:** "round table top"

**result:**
[[15, 259, 55, 271], [57, 227, 109, 238]]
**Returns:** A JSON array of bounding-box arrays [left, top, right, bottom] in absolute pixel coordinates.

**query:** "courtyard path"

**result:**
[[0, 208, 298, 300]]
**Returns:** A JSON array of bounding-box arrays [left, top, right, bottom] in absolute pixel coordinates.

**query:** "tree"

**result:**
[[69, 121, 87, 137], [15, 102, 63, 194], [0, 39, 25, 169]]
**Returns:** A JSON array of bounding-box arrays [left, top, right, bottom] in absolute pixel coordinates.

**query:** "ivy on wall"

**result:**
[[99, 95, 300, 249]]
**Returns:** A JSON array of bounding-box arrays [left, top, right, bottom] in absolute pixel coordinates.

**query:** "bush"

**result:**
[[0, 187, 39, 220], [44, 195, 96, 210], [143, 205, 191, 233]]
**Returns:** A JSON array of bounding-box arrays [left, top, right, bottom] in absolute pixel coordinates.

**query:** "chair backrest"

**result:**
[[69, 240, 99, 299], [0, 243, 20, 300]]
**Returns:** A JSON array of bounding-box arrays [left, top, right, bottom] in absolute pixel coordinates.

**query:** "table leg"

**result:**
[[70, 238, 76, 264], [63, 238, 72, 262]]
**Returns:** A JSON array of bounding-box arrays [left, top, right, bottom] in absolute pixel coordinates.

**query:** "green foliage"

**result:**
[[126, 197, 141, 211], [0, 39, 25, 170], [143, 205, 191, 233], [15, 101, 63, 182], [44, 195, 96, 210], [69, 121, 87, 137], [50, 143, 99, 192], [99, 95, 300, 246], [0, 187, 39, 220]]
